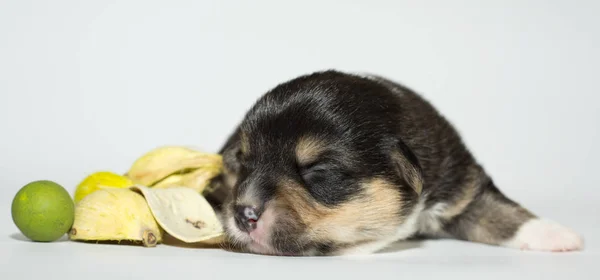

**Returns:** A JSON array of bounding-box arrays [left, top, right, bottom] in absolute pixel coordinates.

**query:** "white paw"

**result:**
[[502, 218, 584, 252]]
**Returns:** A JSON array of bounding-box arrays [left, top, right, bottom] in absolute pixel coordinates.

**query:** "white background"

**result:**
[[1, 0, 599, 279]]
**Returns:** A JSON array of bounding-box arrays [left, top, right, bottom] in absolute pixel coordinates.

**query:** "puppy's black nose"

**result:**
[[234, 205, 261, 233]]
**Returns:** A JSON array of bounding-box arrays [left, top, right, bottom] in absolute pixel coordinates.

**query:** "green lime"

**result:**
[[11, 180, 75, 242]]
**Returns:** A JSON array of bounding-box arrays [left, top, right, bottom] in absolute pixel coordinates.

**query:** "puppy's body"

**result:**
[[206, 70, 583, 256]]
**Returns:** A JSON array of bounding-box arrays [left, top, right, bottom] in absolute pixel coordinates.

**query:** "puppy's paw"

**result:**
[[502, 218, 584, 252]]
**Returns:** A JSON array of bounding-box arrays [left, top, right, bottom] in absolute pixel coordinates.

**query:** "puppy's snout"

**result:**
[[234, 205, 261, 232]]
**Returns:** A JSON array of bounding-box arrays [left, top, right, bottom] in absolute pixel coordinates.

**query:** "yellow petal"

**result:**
[[126, 146, 222, 186], [131, 185, 224, 244], [73, 171, 134, 203], [69, 188, 162, 247], [152, 165, 222, 193]]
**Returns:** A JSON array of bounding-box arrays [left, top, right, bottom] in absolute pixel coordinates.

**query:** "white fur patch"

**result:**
[[501, 218, 584, 252], [337, 199, 425, 255], [226, 216, 251, 244], [416, 202, 447, 234], [396, 199, 426, 239]]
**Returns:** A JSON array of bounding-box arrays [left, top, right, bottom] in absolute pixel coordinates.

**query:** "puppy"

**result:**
[[204, 70, 584, 256]]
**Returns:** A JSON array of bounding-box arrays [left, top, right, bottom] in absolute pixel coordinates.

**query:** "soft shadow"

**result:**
[[10, 232, 70, 243], [375, 236, 428, 254], [161, 233, 225, 250], [375, 237, 425, 254], [70, 239, 149, 247]]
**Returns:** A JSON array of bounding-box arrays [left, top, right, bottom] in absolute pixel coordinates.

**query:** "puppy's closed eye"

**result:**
[[297, 161, 355, 206], [298, 156, 345, 182], [300, 164, 330, 183], [299, 159, 328, 173]]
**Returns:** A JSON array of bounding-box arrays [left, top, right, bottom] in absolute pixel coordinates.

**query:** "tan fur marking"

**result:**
[[239, 132, 249, 155], [391, 151, 423, 195], [276, 178, 403, 244], [295, 136, 327, 165], [222, 167, 238, 188]]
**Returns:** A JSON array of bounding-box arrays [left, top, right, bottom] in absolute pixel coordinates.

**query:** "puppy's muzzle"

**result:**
[[234, 205, 262, 233]]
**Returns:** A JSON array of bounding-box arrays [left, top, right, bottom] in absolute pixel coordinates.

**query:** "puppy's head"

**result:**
[[219, 71, 423, 256]]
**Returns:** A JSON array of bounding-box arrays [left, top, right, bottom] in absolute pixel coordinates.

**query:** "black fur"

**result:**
[[209, 70, 544, 256], [211, 70, 470, 207]]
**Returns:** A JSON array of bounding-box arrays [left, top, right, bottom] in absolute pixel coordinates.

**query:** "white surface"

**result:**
[[1, 0, 599, 279]]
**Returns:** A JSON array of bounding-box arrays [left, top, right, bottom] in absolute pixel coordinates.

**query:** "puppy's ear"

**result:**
[[391, 138, 424, 196], [204, 127, 243, 210], [219, 126, 246, 170]]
